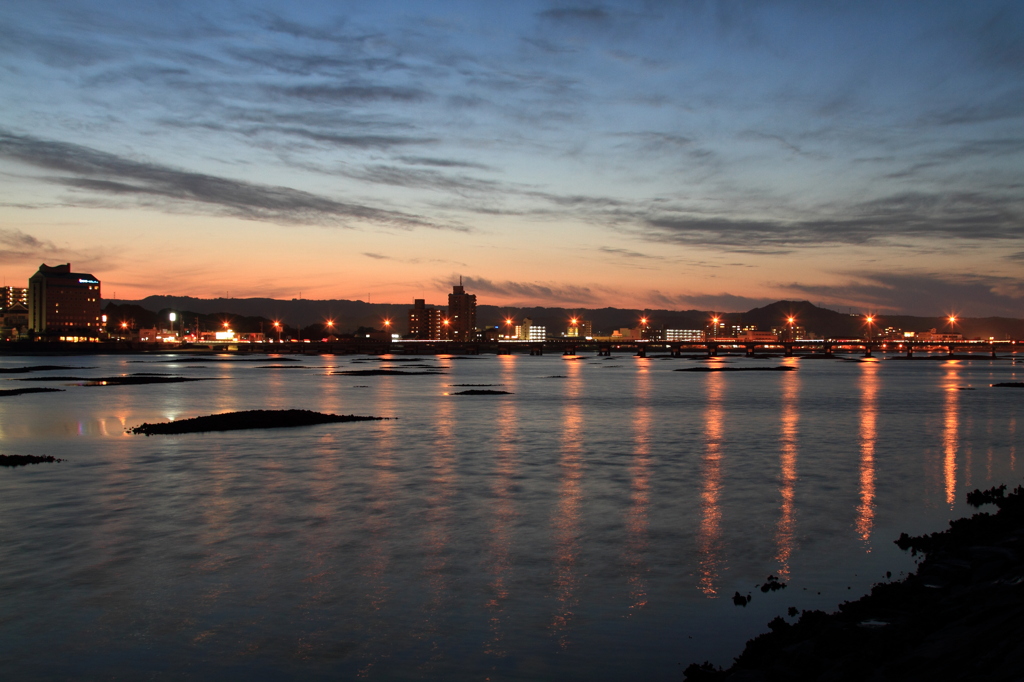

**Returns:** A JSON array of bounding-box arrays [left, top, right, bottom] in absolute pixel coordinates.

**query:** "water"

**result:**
[[1, 352, 1021, 680]]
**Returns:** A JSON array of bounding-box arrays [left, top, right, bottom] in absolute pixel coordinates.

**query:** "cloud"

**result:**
[[637, 190, 1024, 248], [646, 290, 777, 312], [438, 275, 604, 306], [396, 156, 493, 171], [781, 272, 1024, 317], [538, 7, 611, 23], [0, 130, 454, 230], [597, 246, 660, 259], [362, 252, 392, 260]]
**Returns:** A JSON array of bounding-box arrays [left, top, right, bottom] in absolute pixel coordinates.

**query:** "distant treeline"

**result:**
[[103, 297, 1024, 339]]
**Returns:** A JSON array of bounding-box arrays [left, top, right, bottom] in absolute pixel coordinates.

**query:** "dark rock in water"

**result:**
[[333, 369, 444, 376], [544, 375, 568, 378], [992, 382, 1024, 388], [760, 575, 787, 592], [449, 384, 504, 387], [0, 387, 65, 397], [450, 389, 513, 395], [732, 592, 751, 607], [17, 375, 209, 386], [131, 409, 389, 435], [160, 356, 298, 363], [0, 454, 64, 467], [0, 365, 92, 373], [676, 366, 796, 372]]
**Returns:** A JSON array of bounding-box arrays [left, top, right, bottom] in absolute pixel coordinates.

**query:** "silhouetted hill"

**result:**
[[104, 296, 1024, 339]]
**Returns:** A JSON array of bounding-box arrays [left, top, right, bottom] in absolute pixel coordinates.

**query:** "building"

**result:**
[[566, 319, 593, 338], [28, 263, 103, 338], [447, 279, 477, 341], [737, 330, 779, 342], [2, 302, 28, 339], [665, 329, 705, 342], [408, 299, 447, 340], [516, 317, 546, 341], [2, 286, 27, 309]]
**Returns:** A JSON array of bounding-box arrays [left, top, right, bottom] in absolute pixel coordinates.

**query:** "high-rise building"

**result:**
[[408, 298, 447, 340], [2, 286, 27, 310], [447, 279, 476, 341], [28, 263, 103, 338]]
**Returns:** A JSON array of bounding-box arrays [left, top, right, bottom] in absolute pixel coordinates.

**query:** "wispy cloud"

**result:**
[[0, 130, 455, 230], [437, 275, 604, 306]]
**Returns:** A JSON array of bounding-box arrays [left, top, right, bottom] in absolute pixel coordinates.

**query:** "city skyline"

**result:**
[[1, 2, 1022, 316]]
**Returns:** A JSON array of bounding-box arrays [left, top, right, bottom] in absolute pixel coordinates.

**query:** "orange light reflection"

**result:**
[[483, 354, 519, 659], [624, 358, 652, 614], [775, 359, 799, 577], [550, 356, 584, 647], [697, 371, 725, 596], [855, 361, 879, 548], [943, 366, 960, 507]]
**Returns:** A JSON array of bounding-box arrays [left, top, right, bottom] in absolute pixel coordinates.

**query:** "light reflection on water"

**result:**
[[0, 352, 1022, 680], [697, 370, 725, 596], [856, 361, 878, 547]]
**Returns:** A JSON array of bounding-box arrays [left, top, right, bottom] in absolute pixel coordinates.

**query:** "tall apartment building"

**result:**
[[2, 286, 27, 309], [447, 279, 476, 342], [408, 299, 447, 340], [28, 263, 103, 337]]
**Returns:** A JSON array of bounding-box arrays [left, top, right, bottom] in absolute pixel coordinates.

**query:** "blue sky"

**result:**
[[1, 1, 1022, 315]]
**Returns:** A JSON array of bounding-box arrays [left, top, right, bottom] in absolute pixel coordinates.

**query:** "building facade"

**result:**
[[2, 286, 27, 310], [28, 263, 103, 338], [447, 280, 476, 341], [408, 299, 448, 340]]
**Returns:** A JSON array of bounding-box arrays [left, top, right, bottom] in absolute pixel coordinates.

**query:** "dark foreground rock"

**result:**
[[0, 387, 65, 397], [0, 365, 92, 373], [131, 409, 389, 435], [17, 375, 209, 386], [992, 382, 1024, 388], [450, 389, 513, 395], [0, 454, 64, 467], [685, 484, 1024, 681], [675, 366, 796, 373], [332, 369, 444, 376]]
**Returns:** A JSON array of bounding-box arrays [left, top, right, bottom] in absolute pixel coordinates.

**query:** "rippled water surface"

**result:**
[[1, 352, 1021, 680]]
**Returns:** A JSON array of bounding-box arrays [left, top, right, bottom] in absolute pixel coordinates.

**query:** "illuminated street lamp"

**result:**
[[505, 317, 514, 339], [787, 316, 796, 342], [710, 315, 720, 340], [273, 320, 282, 343], [864, 315, 875, 341]]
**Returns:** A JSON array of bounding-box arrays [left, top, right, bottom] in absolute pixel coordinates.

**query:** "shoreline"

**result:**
[[686, 484, 1024, 681]]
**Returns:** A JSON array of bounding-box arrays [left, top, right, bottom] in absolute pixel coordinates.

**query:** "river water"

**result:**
[[1, 352, 1021, 680]]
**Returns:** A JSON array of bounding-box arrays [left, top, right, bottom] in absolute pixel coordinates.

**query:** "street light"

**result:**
[[787, 316, 796, 342], [505, 317, 514, 339], [273, 320, 282, 343], [864, 315, 875, 341], [710, 315, 720, 340]]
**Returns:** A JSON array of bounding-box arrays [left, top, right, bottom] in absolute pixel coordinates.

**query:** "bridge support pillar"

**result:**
[[598, 346, 611, 356], [906, 346, 913, 358], [863, 348, 872, 358], [784, 344, 793, 357], [991, 347, 997, 359], [947, 345, 955, 357], [745, 345, 755, 357], [564, 347, 576, 356], [530, 346, 543, 356], [635, 346, 646, 358]]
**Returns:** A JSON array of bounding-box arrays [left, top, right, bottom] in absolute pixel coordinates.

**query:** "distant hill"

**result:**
[[104, 296, 1024, 339]]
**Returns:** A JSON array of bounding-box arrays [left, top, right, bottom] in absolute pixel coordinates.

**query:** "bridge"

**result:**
[[204, 336, 1022, 358]]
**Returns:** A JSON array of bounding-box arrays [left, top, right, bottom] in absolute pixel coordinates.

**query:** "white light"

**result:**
[[169, 312, 177, 322]]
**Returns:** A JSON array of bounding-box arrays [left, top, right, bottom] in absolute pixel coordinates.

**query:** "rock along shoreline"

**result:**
[[131, 409, 390, 435], [686, 483, 1024, 682]]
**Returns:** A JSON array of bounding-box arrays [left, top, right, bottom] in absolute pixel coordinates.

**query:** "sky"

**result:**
[[1, 1, 1022, 316]]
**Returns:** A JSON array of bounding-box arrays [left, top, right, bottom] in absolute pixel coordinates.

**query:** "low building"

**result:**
[[917, 328, 963, 342], [738, 330, 780, 342], [517, 317, 546, 341], [28, 263, 103, 339], [665, 329, 705, 342]]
